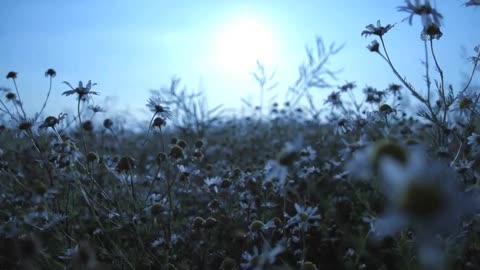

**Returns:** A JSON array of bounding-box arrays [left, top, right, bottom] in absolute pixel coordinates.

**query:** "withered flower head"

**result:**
[[6, 71, 17, 79], [45, 68, 56, 78]]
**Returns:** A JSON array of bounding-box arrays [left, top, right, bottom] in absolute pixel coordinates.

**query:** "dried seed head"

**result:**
[[156, 152, 167, 165], [170, 137, 178, 145], [177, 140, 187, 149], [388, 83, 402, 93], [208, 199, 221, 211], [82, 120, 94, 132], [152, 117, 166, 127], [5, 92, 15, 100], [86, 152, 99, 163], [232, 168, 242, 178], [103, 118, 113, 129], [278, 150, 298, 166], [367, 40, 380, 52], [249, 220, 265, 232], [220, 178, 232, 188], [18, 119, 33, 131], [203, 217, 218, 229], [116, 156, 135, 173], [39, 116, 59, 129], [194, 139, 204, 149], [45, 68, 56, 78], [192, 150, 203, 159], [6, 71, 17, 79], [379, 104, 393, 113], [169, 145, 183, 159], [192, 217, 206, 230], [150, 203, 165, 216], [204, 164, 213, 173]]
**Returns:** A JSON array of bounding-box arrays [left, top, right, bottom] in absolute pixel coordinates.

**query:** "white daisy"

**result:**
[[372, 150, 479, 269], [467, 132, 480, 156]]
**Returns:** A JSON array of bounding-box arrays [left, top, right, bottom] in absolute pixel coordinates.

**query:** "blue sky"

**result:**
[[1, 1, 478, 121]]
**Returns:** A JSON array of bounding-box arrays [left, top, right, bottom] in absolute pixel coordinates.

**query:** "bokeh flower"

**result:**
[[464, 0, 480, 6], [398, 0, 443, 27], [371, 148, 479, 269]]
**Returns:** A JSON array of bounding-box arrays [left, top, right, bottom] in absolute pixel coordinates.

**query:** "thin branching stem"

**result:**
[[37, 76, 53, 119], [429, 39, 447, 126], [460, 50, 480, 94], [424, 40, 432, 102], [77, 99, 88, 154], [12, 78, 27, 118]]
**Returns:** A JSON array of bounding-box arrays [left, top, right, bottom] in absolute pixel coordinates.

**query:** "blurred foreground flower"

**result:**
[[397, 0, 443, 27], [371, 147, 479, 269], [240, 241, 285, 270], [465, 0, 480, 6]]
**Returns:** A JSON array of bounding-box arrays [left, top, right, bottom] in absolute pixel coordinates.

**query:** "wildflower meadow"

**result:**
[[1, 1, 480, 269]]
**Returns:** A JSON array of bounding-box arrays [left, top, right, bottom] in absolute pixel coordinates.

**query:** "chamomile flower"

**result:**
[[324, 91, 343, 108], [286, 203, 321, 231], [62, 80, 99, 102], [347, 140, 409, 180], [265, 136, 303, 192], [372, 150, 478, 269], [333, 118, 352, 135], [204, 176, 222, 193], [467, 132, 480, 156], [240, 241, 285, 270], [397, 0, 443, 27], [146, 98, 172, 119], [361, 20, 395, 37], [456, 93, 477, 114]]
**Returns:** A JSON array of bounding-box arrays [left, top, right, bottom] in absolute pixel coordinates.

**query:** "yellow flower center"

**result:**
[[400, 181, 445, 218], [371, 140, 408, 173]]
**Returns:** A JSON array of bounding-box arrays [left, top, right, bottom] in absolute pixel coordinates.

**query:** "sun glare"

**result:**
[[212, 15, 276, 78]]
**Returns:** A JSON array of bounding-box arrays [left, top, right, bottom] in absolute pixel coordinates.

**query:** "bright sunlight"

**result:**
[[212, 14, 277, 78]]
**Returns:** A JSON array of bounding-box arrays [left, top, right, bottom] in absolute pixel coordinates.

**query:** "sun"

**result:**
[[212, 15, 276, 78]]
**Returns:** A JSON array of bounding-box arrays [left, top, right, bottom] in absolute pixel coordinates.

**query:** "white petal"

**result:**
[[378, 157, 408, 198], [373, 213, 406, 237]]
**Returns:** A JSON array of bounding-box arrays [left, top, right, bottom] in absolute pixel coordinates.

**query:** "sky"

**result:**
[[0, 1, 479, 122]]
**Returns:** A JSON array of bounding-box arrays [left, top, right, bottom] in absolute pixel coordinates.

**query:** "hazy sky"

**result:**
[[1, 1, 478, 121]]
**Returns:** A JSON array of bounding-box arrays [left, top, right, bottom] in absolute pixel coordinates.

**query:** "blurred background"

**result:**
[[1, 0, 478, 120]]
